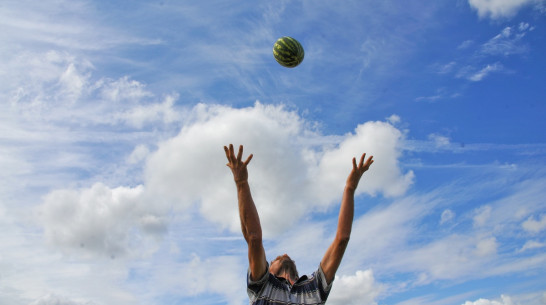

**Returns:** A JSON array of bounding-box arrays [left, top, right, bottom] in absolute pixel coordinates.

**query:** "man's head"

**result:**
[[269, 254, 299, 284]]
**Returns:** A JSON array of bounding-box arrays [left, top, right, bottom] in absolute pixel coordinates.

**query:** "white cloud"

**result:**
[[480, 25, 531, 57], [429, 133, 451, 148], [468, 62, 504, 81], [0, 0, 160, 51], [39, 183, 165, 258], [519, 240, 546, 252], [458, 40, 475, 50], [118, 93, 180, 128], [462, 294, 515, 305], [0, 216, 138, 305], [144, 103, 413, 237], [375, 176, 546, 284], [522, 214, 546, 233], [388, 234, 498, 282], [438, 61, 457, 73], [440, 209, 455, 224], [473, 205, 492, 227], [468, 0, 540, 19], [2, 2, 545, 304], [387, 114, 401, 124], [29, 294, 98, 305], [451, 23, 533, 83], [127, 144, 151, 164], [147, 254, 247, 305], [340, 192, 440, 276], [458, 292, 546, 305], [3, 50, 180, 129], [328, 269, 382, 305], [475, 237, 498, 257], [317, 121, 414, 199], [99, 76, 153, 103], [58, 63, 91, 102], [34, 102, 412, 258]]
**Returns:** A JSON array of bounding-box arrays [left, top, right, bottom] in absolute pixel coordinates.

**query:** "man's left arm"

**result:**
[[320, 153, 374, 284]]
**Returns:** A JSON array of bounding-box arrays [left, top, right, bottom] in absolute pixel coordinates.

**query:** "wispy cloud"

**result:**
[[518, 240, 546, 252], [2, 1, 545, 305], [0, 0, 160, 51], [480, 23, 533, 56], [460, 62, 504, 81], [433, 22, 534, 84]]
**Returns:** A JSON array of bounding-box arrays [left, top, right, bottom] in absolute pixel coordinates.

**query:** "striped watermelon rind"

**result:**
[[273, 36, 304, 68]]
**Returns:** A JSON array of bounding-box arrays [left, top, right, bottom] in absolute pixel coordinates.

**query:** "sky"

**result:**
[[0, 0, 545, 305]]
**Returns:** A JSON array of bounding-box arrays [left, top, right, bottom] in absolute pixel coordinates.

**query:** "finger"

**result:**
[[365, 155, 374, 168], [359, 153, 366, 168], [224, 146, 231, 163], [237, 145, 243, 163], [229, 144, 235, 162], [244, 154, 253, 166], [352, 157, 357, 170]]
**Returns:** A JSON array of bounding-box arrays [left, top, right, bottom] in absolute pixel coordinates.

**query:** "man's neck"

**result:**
[[278, 272, 295, 285]]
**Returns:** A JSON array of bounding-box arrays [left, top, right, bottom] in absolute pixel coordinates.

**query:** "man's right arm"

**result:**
[[225, 144, 267, 281]]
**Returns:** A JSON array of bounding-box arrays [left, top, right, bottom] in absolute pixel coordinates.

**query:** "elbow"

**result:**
[[336, 234, 350, 246]]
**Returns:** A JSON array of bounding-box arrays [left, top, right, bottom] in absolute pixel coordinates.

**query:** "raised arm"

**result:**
[[320, 153, 374, 284], [224, 144, 267, 281]]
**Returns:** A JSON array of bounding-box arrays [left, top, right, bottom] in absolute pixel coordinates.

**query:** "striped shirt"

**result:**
[[247, 264, 333, 305]]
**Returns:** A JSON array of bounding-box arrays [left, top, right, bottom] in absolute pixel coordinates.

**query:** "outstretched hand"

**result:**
[[346, 153, 374, 190], [224, 144, 253, 183]]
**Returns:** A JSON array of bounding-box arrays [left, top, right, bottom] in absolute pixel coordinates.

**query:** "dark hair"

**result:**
[[277, 255, 299, 281]]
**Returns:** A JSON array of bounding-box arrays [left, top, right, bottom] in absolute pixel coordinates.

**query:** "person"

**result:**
[[224, 144, 374, 305]]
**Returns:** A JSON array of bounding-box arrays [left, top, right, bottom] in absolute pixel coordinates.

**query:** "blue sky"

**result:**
[[1, 1, 545, 305]]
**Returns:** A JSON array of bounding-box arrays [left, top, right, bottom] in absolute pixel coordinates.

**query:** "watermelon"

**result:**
[[273, 36, 304, 68]]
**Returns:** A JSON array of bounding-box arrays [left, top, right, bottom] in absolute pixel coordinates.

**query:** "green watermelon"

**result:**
[[273, 36, 304, 68]]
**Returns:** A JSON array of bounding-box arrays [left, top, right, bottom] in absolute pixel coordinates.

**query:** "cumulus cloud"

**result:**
[[468, 0, 540, 19], [328, 269, 382, 305], [522, 214, 546, 233], [39, 183, 166, 258], [462, 294, 515, 305], [37, 102, 412, 256], [144, 102, 413, 237], [317, 121, 414, 198], [387, 114, 401, 125]]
